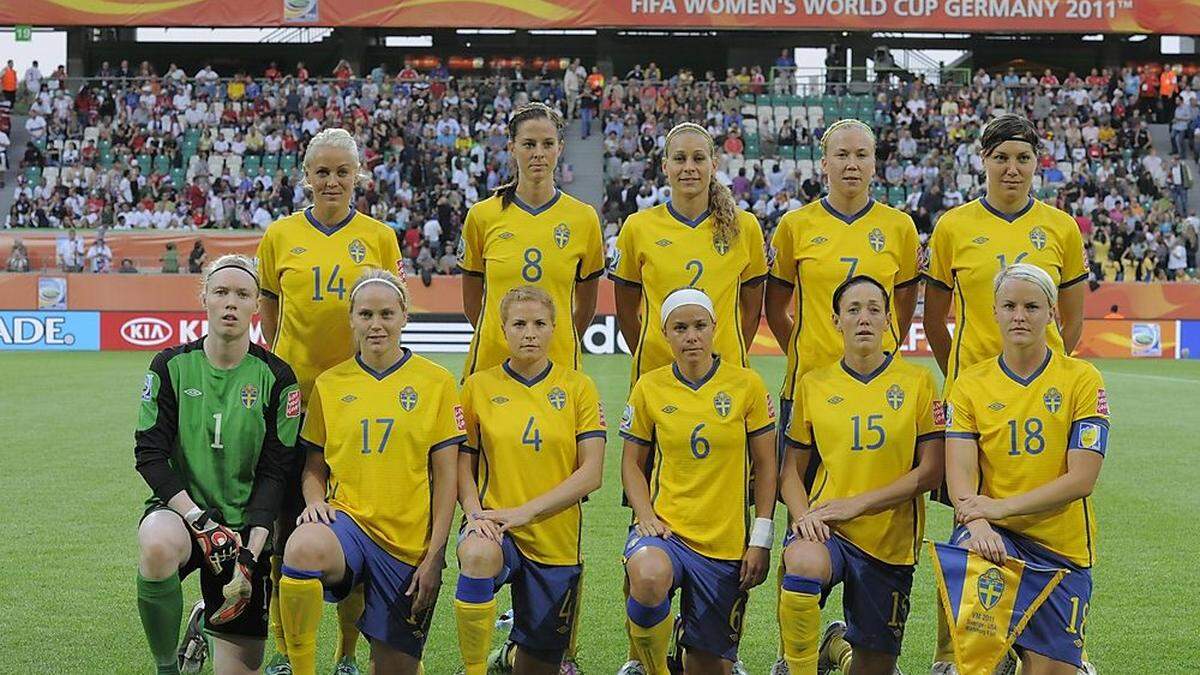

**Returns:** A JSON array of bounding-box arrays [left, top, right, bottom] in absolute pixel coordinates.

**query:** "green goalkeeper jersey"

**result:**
[[135, 338, 300, 530]]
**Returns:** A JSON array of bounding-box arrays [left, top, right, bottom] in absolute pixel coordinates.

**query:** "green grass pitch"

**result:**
[[2, 352, 1197, 673]]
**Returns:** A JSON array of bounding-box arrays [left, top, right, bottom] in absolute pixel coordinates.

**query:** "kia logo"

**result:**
[[121, 317, 173, 347]]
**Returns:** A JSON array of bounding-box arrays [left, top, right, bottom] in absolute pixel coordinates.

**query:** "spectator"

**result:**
[[56, 228, 84, 272], [187, 239, 207, 273], [1103, 304, 1124, 319], [6, 238, 29, 272], [0, 125, 8, 188], [23, 60, 42, 96], [423, 211, 443, 249], [160, 242, 180, 273], [117, 257, 138, 274], [85, 235, 113, 273], [415, 243, 436, 286], [436, 242, 457, 275], [1, 60, 16, 104]]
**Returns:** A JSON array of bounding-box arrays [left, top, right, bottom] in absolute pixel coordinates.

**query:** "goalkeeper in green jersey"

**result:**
[[134, 254, 301, 675]]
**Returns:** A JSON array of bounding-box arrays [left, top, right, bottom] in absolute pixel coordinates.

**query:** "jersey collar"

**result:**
[[355, 348, 412, 381], [304, 206, 357, 236], [820, 197, 875, 225], [502, 359, 553, 388], [665, 201, 711, 228], [511, 189, 561, 216], [979, 196, 1034, 223], [672, 355, 721, 391], [840, 351, 894, 385], [998, 347, 1052, 387]]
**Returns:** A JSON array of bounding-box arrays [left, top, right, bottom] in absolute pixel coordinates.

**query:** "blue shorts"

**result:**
[[623, 530, 747, 663], [325, 512, 436, 658], [460, 531, 582, 654], [950, 526, 1091, 668], [783, 531, 913, 655]]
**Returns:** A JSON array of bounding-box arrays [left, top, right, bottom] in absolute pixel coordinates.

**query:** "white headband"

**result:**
[[350, 277, 405, 304], [660, 288, 716, 328]]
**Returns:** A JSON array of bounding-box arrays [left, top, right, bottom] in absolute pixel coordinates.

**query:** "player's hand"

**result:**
[[464, 512, 503, 543], [806, 497, 864, 524], [211, 549, 255, 625], [793, 513, 831, 543], [963, 519, 1007, 565], [298, 501, 337, 525], [406, 553, 444, 616], [955, 494, 1008, 523], [739, 545, 770, 591], [477, 505, 534, 533], [185, 508, 241, 575], [634, 515, 672, 539]]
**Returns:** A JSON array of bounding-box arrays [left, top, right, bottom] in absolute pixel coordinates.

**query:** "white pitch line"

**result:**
[[1102, 371, 1200, 385]]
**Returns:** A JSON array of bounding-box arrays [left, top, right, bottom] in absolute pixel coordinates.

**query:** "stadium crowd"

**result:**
[[1, 57, 1198, 281]]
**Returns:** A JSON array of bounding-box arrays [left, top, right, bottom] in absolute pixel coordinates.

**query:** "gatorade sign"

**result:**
[[0, 311, 100, 350]]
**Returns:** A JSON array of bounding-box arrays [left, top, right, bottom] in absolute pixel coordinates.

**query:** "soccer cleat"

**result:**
[[817, 620, 848, 675], [732, 661, 750, 675], [559, 658, 580, 675], [264, 653, 293, 675], [496, 609, 515, 632], [616, 661, 646, 675], [332, 656, 360, 675], [769, 658, 791, 675], [486, 641, 516, 674], [930, 663, 957, 675], [1077, 661, 1097, 675], [177, 600, 208, 674]]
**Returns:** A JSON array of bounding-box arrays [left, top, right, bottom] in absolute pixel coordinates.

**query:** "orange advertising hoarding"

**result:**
[[2, 0, 1194, 34]]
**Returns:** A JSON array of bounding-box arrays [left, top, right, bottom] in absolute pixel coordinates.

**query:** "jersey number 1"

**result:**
[[211, 413, 224, 450]]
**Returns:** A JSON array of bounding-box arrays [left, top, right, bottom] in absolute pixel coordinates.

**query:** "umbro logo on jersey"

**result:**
[[498, 231, 515, 240], [810, 236, 828, 245], [341, 394, 357, 403], [491, 396, 509, 405], [655, 239, 673, 247], [972, 236, 989, 245], [662, 405, 678, 414], [827, 395, 844, 405], [290, 247, 307, 255], [988, 401, 1005, 411], [183, 388, 203, 398]]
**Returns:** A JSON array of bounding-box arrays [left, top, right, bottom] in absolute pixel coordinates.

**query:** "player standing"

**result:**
[[256, 127, 403, 675], [619, 288, 777, 675], [454, 286, 607, 675], [277, 269, 462, 675], [135, 254, 300, 675], [459, 102, 605, 381], [944, 264, 1109, 675], [777, 276, 944, 675]]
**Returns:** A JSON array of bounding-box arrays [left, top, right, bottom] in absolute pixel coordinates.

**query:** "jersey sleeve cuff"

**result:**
[[577, 267, 605, 282], [921, 273, 952, 291], [945, 431, 981, 440], [895, 275, 922, 288], [608, 272, 642, 287], [619, 431, 652, 446], [260, 288, 279, 300], [298, 437, 324, 454], [741, 273, 767, 287], [916, 430, 946, 443], [783, 436, 813, 450], [430, 434, 467, 454], [747, 422, 775, 438], [459, 444, 480, 455], [457, 265, 484, 277], [1059, 272, 1088, 289], [767, 272, 795, 288], [576, 429, 608, 442]]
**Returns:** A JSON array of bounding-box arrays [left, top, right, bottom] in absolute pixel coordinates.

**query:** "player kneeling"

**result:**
[[620, 288, 777, 675], [278, 270, 463, 675], [778, 275, 944, 675], [454, 286, 607, 674], [135, 255, 300, 675]]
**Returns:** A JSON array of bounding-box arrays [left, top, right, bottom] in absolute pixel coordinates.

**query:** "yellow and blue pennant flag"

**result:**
[[928, 541, 1068, 674]]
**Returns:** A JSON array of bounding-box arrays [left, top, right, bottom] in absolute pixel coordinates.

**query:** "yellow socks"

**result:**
[[279, 566, 324, 675], [454, 574, 498, 675], [269, 554, 287, 657], [334, 585, 365, 662], [627, 597, 672, 675], [779, 575, 823, 675]]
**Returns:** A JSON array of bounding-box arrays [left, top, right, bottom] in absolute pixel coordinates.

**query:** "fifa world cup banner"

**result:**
[[3, 0, 1197, 34], [928, 542, 1067, 675]]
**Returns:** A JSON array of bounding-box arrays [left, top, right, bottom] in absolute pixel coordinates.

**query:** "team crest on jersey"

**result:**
[[548, 387, 567, 410], [455, 235, 466, 262], [886, 384, 905, 410], [491, 396, 509, 405], [977, 567, 1006, 611], [868, 227, 886, 253], [620, 404, 634, 431], [142, 373, 155, 401], [399, 386, 419, 412], [713, 391, 732, 418], [972, 236, 989, 245], [240, 384, 259, 409], [290, 246, 307, 255], [1043, 387, 1062, 414], [348, 239, 367, 264], [1096, 388, 1109, 415], [713, 236, 730, 256], [554, 223, 571, 249], [933, 400, 946, 426], [1029, 227, 1048, 251], [286, 389, 302, 418], [827, 395, 844, 405], [655, 238, 673, 247], [662, 405, 678, 414]]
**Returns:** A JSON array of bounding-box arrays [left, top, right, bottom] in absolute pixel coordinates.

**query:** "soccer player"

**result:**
[[610, 122, 767, 384], [459, 102, 605, 381], [777, 275, 944, 675], [620, 288, 777, 675], [135, 254, 300, 675], [924, 114, 1088, 674], [454, 285, 607, 675], [944, 263, 1109, 675], [256, 127, 403, 675], [277, 269, 463, 675], [764, 118, 920, 467]]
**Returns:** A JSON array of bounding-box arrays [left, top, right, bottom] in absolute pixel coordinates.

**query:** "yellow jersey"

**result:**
[[925, 198, 1087, 389], [620, 358, 776, 560], [769, 198, 921, 400], [461, 361, 607, 566], [257, 207, 403, 402], [785, 354, 943, 565], [946, 349, 1109, 567], [458, 191, 605, 379], [610, 203, 767, 383], [300, 350, 466, 565]]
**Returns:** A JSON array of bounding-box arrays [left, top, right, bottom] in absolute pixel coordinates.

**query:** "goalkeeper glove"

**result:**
[[211, 549, 255, 625], [184, 508, 239, 575]]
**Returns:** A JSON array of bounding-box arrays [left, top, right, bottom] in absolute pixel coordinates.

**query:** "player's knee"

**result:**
[[782, 540, 830, 582], [137, 512, 188, 576], [283, 523, 338, 570], [625, 548, 672, 604], [369, 642, 420, 674], [456, 535, 503, 578]]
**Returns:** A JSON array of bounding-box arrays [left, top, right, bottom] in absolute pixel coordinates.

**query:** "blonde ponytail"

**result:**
[[665, 122, 741, 250]]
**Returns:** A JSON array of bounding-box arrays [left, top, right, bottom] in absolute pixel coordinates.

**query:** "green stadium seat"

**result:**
[[24, 166, 41, 183], [280, 153, 297, 173], [136, 154, 152, 172], [871, 185, 889, 202], [99, 151, 114, 168], [32, 137, 46, 152], [98, 139, 112, 153], [154, 154, 170, 174], [243, 155, 261, 177], [795, 146, 813, 160], [171, 167, 186, 186], [887, 185, 907, 206], [263, 153, 279, 174]]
